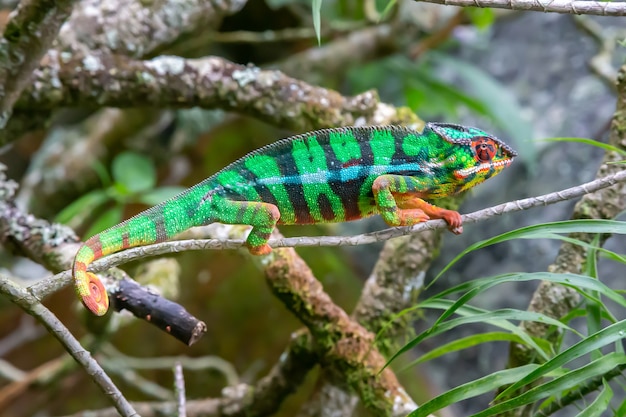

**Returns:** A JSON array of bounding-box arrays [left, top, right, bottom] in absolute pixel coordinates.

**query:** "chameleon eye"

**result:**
[[472, 137, 497, 162]]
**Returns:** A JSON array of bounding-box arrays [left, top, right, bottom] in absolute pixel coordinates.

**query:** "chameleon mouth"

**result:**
[[455, 158, 513, 179]]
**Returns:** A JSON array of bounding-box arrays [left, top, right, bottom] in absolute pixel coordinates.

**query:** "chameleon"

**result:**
[[73, 123, 517, 316]]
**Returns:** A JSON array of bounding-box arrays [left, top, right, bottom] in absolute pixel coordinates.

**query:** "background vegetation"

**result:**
[[0, 1, 625, 416]]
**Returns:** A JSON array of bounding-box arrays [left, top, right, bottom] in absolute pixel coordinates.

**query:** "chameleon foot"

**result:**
[[247, 243, 273, 255]]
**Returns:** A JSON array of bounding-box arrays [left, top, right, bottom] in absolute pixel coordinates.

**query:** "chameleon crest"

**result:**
[[73, 123, 516, 316]]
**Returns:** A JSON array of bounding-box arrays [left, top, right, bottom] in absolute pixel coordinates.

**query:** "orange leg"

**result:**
[[395, 193, 463, 234], [372, 175, 463, 234]]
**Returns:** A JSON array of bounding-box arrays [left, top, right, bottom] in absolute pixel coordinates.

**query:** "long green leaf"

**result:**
[[496, 320, 626, 400], [473, 353, 626, 417], [386, 305, 560, 370], [408, 332, 531, 365], [585, 235, 604, 361], [434, 220, 626, 282], [428, 272, 626, 313], [408, 365, 539, 417]]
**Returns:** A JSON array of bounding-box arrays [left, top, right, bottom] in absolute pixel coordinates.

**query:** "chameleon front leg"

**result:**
[[213, 200, 281, 255], [372, 175, 464, 234]]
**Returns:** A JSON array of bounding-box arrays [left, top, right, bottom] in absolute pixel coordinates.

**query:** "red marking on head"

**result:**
[[472, 137, 497, 162], [342, 159, 360, 168]]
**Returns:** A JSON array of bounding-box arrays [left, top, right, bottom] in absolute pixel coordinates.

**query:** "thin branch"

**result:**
[[412, 0, 626, 16], [0, 0, 77, 127], [30, 168, 626, 300], [61, 331, 318, 417], [0, 274, 138, 417], [174, 362, 186, 417], [101, 344, 239, 386]]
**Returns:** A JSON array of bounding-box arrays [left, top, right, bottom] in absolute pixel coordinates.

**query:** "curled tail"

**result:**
[[73, 238, 110, 316], [73, 184, 217, 316]]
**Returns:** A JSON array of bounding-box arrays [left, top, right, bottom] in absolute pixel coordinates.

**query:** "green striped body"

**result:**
[[73, 123, 517, 315]]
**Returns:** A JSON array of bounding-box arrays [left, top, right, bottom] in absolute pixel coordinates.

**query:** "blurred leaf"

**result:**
[[465, 8, 495, 30], [266, 0, 310, 7], [617, 394, 626, 416], [573, 380, 612, 417], [476, 353, 626, 417], [429, 53, 533, 149], [84, 205, 124, 238], [408, 364, 539, 417], [312, 0, 322, 45], [398, 58, 492, 120], [406, 67, 491, 119], [112, 151, 156, 194], [137, 186, 186, 206], [55, 189, 110, 227], [542, 137, 626, 157], [379, 0, 398, 21]]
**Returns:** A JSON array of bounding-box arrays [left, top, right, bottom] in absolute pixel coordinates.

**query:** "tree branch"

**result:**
[[0, 0, 77, 127], [412, 0, 626, 16], [14, 53, 405, 138], [0, 274, 138, 417]]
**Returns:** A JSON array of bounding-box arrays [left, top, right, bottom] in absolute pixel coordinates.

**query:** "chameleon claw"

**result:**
[[439, 210, 463, 234]]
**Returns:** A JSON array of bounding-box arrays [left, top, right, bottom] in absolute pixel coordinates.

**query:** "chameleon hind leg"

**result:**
[[372, 175, 463, 234], [213, 200, 281, 255]]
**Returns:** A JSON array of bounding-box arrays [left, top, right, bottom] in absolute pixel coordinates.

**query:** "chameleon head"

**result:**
[[428, 122, 517, 193]]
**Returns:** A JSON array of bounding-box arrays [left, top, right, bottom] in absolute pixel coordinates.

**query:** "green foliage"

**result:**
[[312, 0, 322, 45], [464, 8, 496, 30], [382, 219, 626, 416], [542, 137, 626, 158], [347, 54, 533, 159], [56, 152, 184, 237]]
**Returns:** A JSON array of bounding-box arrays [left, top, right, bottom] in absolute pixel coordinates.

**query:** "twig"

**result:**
[[101, 344, 239, 386], [174, 362, 186, 417], [102, 362, 173, 401], [0, 0, 77, 127], [30, 169, 626, 298], [412, 0, 626, 16], [0, 274, 138, 417]]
